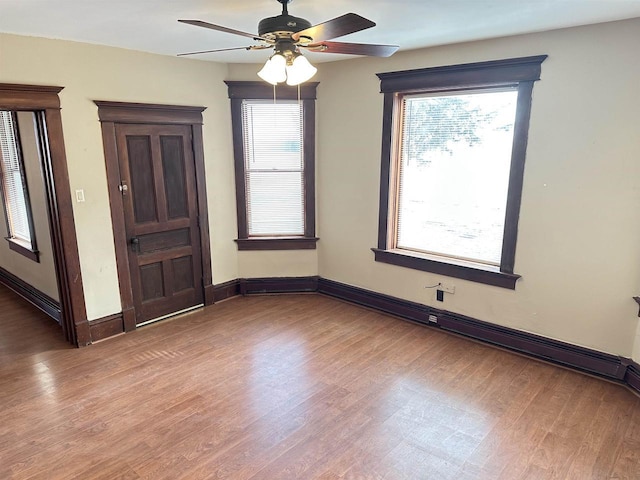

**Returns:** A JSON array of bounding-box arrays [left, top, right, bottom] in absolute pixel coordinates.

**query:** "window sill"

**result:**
[[371, 248, 520, 289], [6, 238, 39, 263], [236, 237, 319, 251]]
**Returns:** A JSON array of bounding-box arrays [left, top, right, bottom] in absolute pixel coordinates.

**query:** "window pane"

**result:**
[[247, 171, 304, 235], [396, 89, 518, 265], [0, 110, 32, 244], [242, 100, 304, 236]]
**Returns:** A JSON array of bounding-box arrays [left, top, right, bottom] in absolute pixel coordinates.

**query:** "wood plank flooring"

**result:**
[[0, 285, 639, 479]]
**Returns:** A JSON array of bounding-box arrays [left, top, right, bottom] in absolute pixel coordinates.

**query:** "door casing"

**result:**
[[0, 84, 88, 346], [96, 101, 213, 332]]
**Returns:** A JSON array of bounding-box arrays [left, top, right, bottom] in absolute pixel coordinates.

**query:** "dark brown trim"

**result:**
[[0, 266, 61, 321], [377, 92, 395, 250], [95, 101, 212, 333], [240, 276, 319, 295], [316, 278, 636, 387], [633, 296, 640, 316], [375, 56, 547, 286], [500, 80, 534, 273], [377, 55, 548, 93], [94, 101, 205, 125], [226, 81, 318, 250], [212, 279, 241, 302], [89, 313, 124, 343], [0, 111, 40, 261], [625, 362, 640, 395], [192, 124, 213, 298], [1, 84, 89, 347], [225, 81, 319, 100], [0, 84, 62, 109], [372, 248, 520, 290], [317, 277, 428, 324], [436, 313, 625, 379], [235, 237, 319, 250], [6, 238, 39, 262]]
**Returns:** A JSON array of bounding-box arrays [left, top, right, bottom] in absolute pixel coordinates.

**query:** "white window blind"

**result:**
[[242, 100, 305, 236], [0, 110, 32, 244], [395, 89, 518, 265]]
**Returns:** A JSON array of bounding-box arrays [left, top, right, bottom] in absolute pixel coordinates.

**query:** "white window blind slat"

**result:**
[[0, 110, 32, 244], [242, 100, 305, 236]]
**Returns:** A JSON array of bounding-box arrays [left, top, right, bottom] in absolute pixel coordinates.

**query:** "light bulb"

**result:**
[[257, 54, 287, 85], [285, 55, 317, 86]]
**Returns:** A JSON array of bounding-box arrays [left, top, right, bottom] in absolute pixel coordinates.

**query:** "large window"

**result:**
[[226, 81, 318, 250], [0, 110, 38, 261], [374, 56, 546, 289]]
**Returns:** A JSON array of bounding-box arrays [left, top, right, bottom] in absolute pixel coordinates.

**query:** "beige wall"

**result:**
[[0, 33, 239, 320], [2, 18, 640, 360], [0, 112, 59, 300], [315, 18, 640, 357]]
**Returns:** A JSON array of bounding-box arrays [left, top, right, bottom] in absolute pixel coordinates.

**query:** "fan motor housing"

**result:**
[[258, 14, 312, 36]]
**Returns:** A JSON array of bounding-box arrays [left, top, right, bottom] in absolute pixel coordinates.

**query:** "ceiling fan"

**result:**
[[178, 0, 399, 85]]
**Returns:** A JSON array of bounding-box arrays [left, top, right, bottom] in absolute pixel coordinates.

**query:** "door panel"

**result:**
[[116, 124, 203, 325]]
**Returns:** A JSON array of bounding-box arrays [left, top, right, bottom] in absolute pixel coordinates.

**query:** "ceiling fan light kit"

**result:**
[[178, 0, 399, 86]]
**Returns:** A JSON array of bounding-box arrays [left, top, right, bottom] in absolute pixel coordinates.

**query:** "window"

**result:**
[[226, 81, 318, 250], [374, 56, 547, 289], [0, 110, 39, 261]]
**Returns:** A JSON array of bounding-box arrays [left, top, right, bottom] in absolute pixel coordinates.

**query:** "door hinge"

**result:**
[[118, 183, 128, 195]]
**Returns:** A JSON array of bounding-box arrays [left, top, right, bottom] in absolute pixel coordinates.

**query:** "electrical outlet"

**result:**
[[436, 289, 444, 302], [428, 314, 438, 323], [440, 283, 455, 294]]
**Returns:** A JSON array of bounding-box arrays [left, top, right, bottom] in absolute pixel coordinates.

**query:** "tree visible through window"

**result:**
[[397, 89, 518, 265], [0, 110, 38, 261], [375, 56, 547, 289]]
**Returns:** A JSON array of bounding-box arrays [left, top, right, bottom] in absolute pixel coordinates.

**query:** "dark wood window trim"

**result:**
[[225, 81, 318, 251], [375, 56, 547, 290], [0, 111, 40, 262], [7, 239, 39, 262], [0, 84, 88, 345]]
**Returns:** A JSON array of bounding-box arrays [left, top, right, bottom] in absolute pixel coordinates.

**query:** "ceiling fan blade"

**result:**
[[292, 13, 375, 43], [178, 19, 266, 41], [177, 46, 268, 57], [306, 41, 399, 57]]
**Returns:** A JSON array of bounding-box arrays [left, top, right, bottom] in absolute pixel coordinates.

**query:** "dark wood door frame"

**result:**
[[95, 101, 213, 333], [0, 84, 89, 346]]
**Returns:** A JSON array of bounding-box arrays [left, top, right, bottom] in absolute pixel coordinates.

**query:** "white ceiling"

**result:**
[[1, 0, 640, 63]]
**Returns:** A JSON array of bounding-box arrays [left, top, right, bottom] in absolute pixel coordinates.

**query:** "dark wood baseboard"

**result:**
[[316, 278, 640, 396], [625, 362, 640, 394], [240, 276, 319, 295], [436, 313, 625, 379], [204, 283, 216, 306], [89, 313, 124, 343], [0, 266, 61, 322], [317, 277, 429, 324], [212, 279, 240, 302]]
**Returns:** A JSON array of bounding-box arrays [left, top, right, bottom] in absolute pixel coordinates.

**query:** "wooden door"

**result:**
[[115, 124, 203, 325]]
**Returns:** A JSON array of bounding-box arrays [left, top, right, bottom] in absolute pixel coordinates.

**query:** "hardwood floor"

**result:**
[[0, 285, 639, 479]]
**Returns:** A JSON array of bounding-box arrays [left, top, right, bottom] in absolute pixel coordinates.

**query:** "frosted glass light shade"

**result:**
[[257, 54, 287, 85], [285, 55, 317, 86]]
